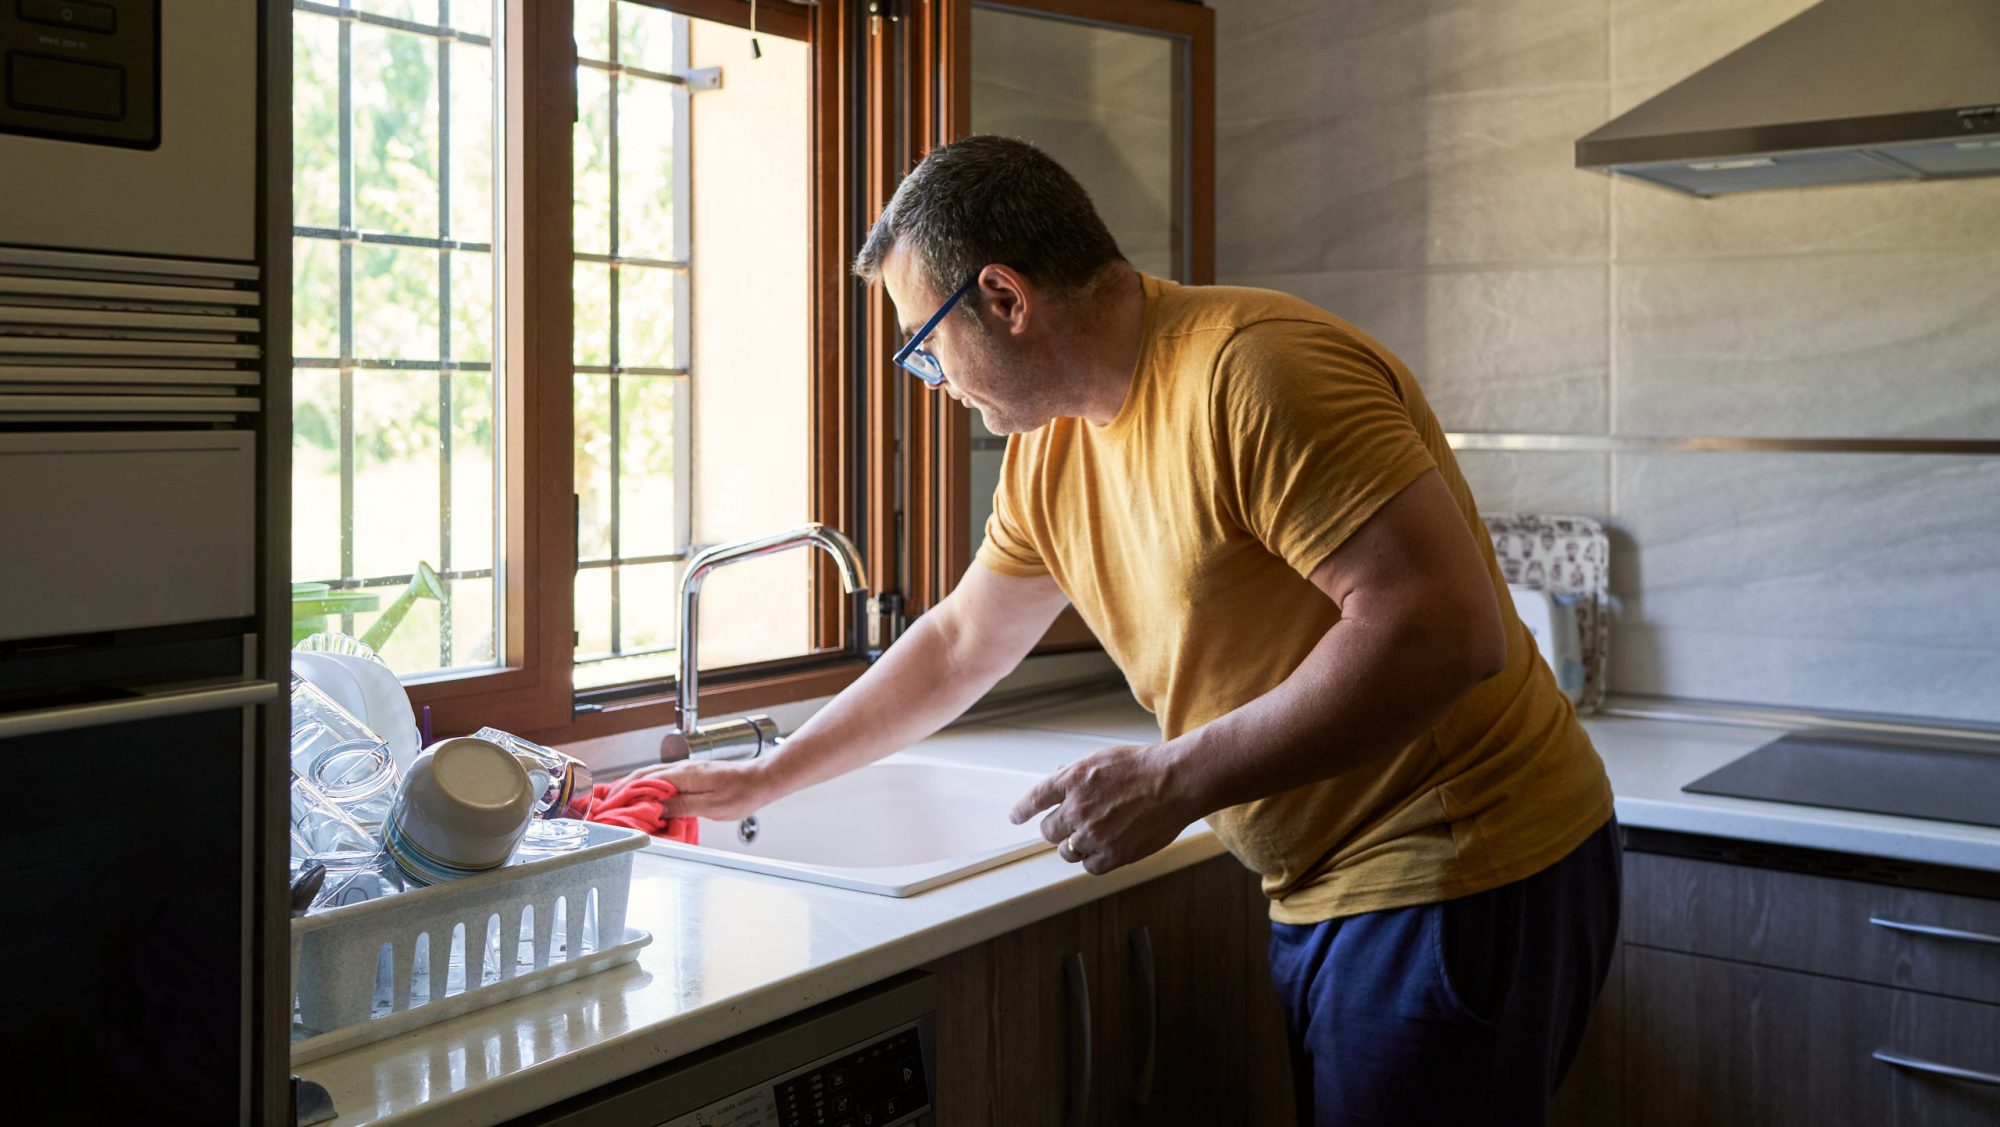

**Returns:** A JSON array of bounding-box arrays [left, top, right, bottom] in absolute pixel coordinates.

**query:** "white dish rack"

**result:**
[[290, 822, 651, 1065]]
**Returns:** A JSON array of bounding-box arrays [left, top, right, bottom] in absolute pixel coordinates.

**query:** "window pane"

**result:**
[[574, 68, 612, 256], [356, 582, 444, 675], [574, 374, 613, 561], [448, 369, 495, 573], [449, 576, 495, 667], [292, 367, 343, 582], [293, 0, 503, 681], [352, 23, 440, 236], [448, 0, 492, 37], [351, 368, 441, 581], [352, 1, 439, 28], [569, 15, 813, 690], [575, 565, 613, 658], [575, 1, 612, 64], [616, 560, 680, 654], [573, 262, 611, 366], [615, 2, 677, 74], [616, 76, 678, 262], [293, 237, 341, 358], [448, 39, 494, 243], [971, 7, 1185, 279], [617, 374, 679, 558], [353, 244, 441, 361], [293, 14, 341, 230], [618, 264, 678, 367], [450, 250, 493, 362]]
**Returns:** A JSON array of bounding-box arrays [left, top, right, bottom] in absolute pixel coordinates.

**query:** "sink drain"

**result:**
[[737, 816, 759, 844]]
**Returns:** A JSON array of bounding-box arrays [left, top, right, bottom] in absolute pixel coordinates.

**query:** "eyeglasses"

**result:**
[[893, 276, 978, 387]]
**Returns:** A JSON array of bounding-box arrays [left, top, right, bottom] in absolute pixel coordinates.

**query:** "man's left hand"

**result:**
[[1009, 743, 1196, 875]]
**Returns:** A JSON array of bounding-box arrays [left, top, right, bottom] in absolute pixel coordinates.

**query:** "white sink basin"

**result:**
[[641, 756, 1054, 896]]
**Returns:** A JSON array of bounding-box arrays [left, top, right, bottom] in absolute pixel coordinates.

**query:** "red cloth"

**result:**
[[587, 778, 699, 844]]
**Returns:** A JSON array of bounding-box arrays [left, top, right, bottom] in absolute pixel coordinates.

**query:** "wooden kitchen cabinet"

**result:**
[[928, 898, 1105, 1125], [1095, 854, 1294, 1126], [926, 855, 1294, 1126], [1551, 832, 2000, 1127], [1624, 945, 2000, 1127]]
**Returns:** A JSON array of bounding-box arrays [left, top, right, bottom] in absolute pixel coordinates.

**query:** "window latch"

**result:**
[[868, 0, 901, 33]]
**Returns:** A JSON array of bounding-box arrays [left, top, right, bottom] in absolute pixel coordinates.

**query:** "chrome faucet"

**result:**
[[660, 523, 868, 763]]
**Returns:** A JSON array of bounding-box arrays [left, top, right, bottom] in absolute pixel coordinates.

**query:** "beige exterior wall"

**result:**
[[684, 23, 814, 671]]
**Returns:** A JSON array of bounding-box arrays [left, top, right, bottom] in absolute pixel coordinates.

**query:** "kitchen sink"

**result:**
[[641, 756, 1055, 896]]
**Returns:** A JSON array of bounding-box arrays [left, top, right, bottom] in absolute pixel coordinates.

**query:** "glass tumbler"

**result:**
[[474, 726, 595, 854], [291, 673, 401, 837]]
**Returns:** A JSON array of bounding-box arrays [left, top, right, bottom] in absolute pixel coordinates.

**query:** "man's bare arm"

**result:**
[[651, 560, 1070, 819]]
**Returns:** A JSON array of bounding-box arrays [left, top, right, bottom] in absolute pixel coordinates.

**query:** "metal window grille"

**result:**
[[573, 1, 695, 683], [290, 0, 503, 673]]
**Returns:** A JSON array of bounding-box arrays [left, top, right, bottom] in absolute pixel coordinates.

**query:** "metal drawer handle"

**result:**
[[0, 679, 279, 740], [1873, 1050, 2000, 1087], [1868, 917, 2000, 947], [1130, 925, 1157, 1107], [1063, 951, 1093, 1127]]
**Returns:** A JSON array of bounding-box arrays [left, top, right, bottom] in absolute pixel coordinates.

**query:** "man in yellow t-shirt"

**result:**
[[646, 136, 1620, 1125]]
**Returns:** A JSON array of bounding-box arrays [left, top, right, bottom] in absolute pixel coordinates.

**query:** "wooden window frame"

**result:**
[[901, 0, 1215, 650], [402, 0, 876, 746], [370, 0, 1207, 747]]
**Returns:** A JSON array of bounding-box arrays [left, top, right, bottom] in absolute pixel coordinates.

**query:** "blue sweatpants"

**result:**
[[1267, 819, 1622, 1126]]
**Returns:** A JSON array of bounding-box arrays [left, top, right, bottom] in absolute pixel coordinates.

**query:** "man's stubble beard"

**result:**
[[963, 324, 1062, 436]]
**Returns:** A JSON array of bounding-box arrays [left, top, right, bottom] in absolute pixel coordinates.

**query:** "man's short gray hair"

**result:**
[[853, 135, 1124, 311]]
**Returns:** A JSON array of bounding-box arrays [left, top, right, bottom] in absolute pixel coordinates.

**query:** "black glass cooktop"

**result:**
[[1683, 730, 2000, 831]]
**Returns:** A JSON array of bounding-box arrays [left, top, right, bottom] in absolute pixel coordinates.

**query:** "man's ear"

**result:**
[[976, 264, 1033, 338]]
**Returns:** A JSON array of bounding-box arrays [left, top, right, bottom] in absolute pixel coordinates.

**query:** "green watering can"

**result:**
[[290, 562, 446, 648]]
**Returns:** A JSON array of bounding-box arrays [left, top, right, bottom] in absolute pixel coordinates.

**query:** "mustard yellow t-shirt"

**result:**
[[976, 275, 1614, 923]]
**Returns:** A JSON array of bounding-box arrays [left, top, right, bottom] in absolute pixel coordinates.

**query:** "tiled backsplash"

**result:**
[[1209, 0, 2000, 724]]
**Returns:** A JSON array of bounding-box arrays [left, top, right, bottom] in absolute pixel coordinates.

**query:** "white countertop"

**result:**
[[299, 692, 2000, 1126]]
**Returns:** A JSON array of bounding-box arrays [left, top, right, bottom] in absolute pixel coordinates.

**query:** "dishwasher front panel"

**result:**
[[519, 972, 937, 1127]]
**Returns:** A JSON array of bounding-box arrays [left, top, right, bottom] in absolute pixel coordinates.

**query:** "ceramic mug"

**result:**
[[384, 736, 535, 885]]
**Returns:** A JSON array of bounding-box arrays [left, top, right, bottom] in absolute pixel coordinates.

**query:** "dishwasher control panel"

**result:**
[[659, 1024, 931, 1127]]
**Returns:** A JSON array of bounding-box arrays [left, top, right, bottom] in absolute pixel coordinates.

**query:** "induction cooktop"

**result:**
[[1683, 729, 2000, 831]]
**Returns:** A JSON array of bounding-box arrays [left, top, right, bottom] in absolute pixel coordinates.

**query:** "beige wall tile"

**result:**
[[1218, 91, 1609, 275], [1228, 266, 1609, 434], [1613, 250, 2000, 438], [1213, 0, 1606, 120], [1606, 453, 2000, 720], [1608, 623, 2000, 725], [1455, 451, 1611, 518]]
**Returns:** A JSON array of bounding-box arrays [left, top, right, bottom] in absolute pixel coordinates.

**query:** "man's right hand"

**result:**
[[610, 757, 783, 822]]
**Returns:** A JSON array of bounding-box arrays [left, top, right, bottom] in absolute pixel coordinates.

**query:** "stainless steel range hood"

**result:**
[[1577, 0, 2000, 197]]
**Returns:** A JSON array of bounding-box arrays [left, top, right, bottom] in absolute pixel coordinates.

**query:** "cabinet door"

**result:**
[[1549, 944, 1623, 1127], [1099, 856, 1295, 1127], [928, 901, 1104, 1127], [1625, 946, 2000, 1127]]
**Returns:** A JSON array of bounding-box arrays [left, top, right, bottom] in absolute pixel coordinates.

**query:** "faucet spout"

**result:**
[[676, 524, 867, 742]]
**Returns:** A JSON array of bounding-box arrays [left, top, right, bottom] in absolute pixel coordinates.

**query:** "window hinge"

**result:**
[[683, 66, 722, 92], [867, 591, 907, 654]]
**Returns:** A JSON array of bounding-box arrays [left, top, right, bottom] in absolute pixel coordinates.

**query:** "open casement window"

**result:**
[[291, 0, 882, 744], [893, 0, 1215, 651]]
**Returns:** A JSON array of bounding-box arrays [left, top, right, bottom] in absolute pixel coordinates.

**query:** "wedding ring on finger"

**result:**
[[1062, 833, 1083, 862]]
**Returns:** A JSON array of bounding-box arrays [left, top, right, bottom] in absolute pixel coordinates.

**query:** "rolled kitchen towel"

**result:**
[[586, 777, 699, 845]]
